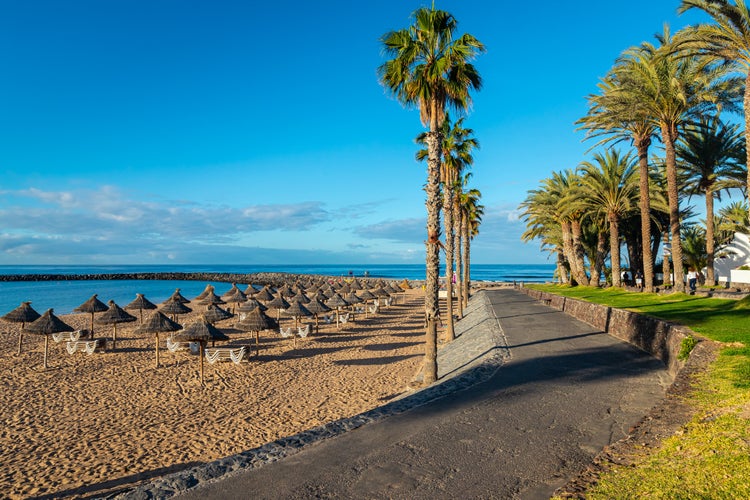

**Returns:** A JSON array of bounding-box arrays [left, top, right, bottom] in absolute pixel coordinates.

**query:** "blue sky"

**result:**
[[0, 1, 710, 265]]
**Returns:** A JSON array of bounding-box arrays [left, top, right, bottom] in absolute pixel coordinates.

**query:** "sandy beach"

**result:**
[[0, 288, 426, 499]]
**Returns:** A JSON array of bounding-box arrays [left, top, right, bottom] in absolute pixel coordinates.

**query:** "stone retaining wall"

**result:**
[[520, 288, 691, 378]]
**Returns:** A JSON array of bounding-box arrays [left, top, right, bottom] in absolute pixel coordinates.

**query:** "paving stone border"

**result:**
[[115, 292, 509, 499]]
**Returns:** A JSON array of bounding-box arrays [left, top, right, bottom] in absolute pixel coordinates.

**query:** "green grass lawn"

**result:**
[[531, 285, 750, 499]]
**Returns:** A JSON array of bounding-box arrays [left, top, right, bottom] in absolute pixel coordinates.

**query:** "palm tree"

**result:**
[[577, 70, 658, 292], [677, 116, 746, 284], [379, 7, 484, 384], [417, 117, 479, 338], [678, 0, 750, 218], [460, 188, 483, 307], [575, 150, 640, 287], [613, 27, 737, 291]]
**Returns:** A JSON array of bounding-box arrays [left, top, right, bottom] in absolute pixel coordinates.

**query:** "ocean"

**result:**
[[0, 264, 555, 315]]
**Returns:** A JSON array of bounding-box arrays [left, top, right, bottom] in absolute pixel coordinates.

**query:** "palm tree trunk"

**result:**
[[443, 186, 455, 341], [662, 123, 685, 292], [462, 210, 470, 308], [571, 219, 590, 286], [593, 229, 607, 287], [610, 215, 622, 287], [556, 250, 569, 284], [453, 198, 463, 319], [663, 230, 672, 287], [561, 220, 580, 284], [706, 187, 716, 285], [423, 130, 442, 384], [636, 138, 655, 292]]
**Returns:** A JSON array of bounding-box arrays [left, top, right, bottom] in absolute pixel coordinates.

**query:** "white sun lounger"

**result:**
[[339, 313, 351, 324], [279, 327, 295, 339], [205, 346, 247, 364], [297, 324, 311, 338], [66, 339, 105, 355], [53, 330, 82, 343], [368, 305, 379, 314]]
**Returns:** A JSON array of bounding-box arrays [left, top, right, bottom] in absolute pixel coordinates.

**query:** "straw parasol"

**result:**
[[283, 299, 312, 332], [357, 289, 377, 317], [244, 284, 258, 296], [222, 286, 247, 313], [237, 298, 267, 313], [266, 294, 291, 321], [203, 303, 234, 324], [96, 300, 137, 350], [399, 279, 412, 290], [124, 293, 158, 324], [2, 301, 41, 355], [24, 309, 74, 369], [197, 290, 225, 307], [135, 311, 182, 368], [168, 288, 191, 304], [222, 283, 246, 300], [194, 284, 214, 301], [173, 316, 229, 384], [325, 293, 349, 329], [73, 294, 108, 336], [252, 286, 275, 303], [277, 283, 295, 298], [304, 297, 331, 333], [237, 306, 278, 355], [160, 297, 192, 322]]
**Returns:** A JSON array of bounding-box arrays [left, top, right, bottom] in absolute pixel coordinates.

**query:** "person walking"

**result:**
[[687, 267, 698, 292]]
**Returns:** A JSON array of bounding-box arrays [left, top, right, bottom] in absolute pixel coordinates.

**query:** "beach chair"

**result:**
[[368, 304, 379, 314], [52, 330, 82, 343], [354, 306, 365, 314], [166, 335, 191, 352], [297, 324, 311, 338], [339, 313, 351, 324], [279, 327, 294, 339], [205, 346, 247, 365], [66, 339, 105, 355], [322, 314, 334, 324]]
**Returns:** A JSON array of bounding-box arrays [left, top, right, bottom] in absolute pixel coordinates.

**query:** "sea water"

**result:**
[[0, 264, 555, 315]]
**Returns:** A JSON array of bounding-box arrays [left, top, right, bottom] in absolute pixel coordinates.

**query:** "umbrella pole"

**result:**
[[199, 342, 205, 385], [113, 324, 117, 351], [17, 325, 24, 355], [155, 333, 160, 368], [43, 334, 49, 369], [90, 313, 95, 337], [255, 331, 259, 356], [315, 315, 319, 334], [139, 308, 144, 324]]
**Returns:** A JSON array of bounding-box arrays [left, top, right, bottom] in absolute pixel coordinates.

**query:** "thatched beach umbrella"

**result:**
[[357, 289, 377, 317], [168, 288, 191, 304], [203, 303, 234, 325], [160, 297, 192, 322], [237, 298, 267, 313], [173, 316, 229, 384], [24, 309, 73, 369], [237, 306, 277, 354], [194, 284, 214, 301], [124, 293, 157, 324], [283, 300, 312, 346], [96, 300, 137, 350], [266, 294, 290, 321], [244, 284, 258, 296], [73, 294, 108, 336], [325, 293, 349, 329], [222, 283, 246, 300], [252, 286, 275, 303], [277, 283, 295, 298], [399, 279, 412, 290], [222, 287, 247, 314], [197, 290, 225, 307], [304, 297, 331, 333], [135, 311, 182, 368], [2, 301, 41, 355]]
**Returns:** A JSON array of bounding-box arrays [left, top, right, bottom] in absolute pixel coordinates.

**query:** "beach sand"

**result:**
[[0, 289, 425, 499]]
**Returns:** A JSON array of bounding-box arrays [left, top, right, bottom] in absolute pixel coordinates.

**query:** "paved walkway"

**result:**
[[137, 289, 670, 499]]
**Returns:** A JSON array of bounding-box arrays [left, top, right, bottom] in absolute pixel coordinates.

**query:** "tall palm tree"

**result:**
[[417, 117, 479, 337], [677, 116, 746, 284], [575, 150, 641, 287], [577, 71, 658, 292], [678, 0, 750, 218], [460, 188, 483, 307], [614, 27, 737, 291], [379, 7, 484, 384]]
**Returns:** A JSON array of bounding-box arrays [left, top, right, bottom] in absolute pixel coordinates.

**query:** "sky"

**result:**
[[0, 0, 712, 266]]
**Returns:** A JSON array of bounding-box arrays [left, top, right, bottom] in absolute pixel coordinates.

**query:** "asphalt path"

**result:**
[[177, 289, 669, 499]]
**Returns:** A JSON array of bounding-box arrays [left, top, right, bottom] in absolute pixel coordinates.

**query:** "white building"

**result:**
[[713, 233, 750, 285]]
